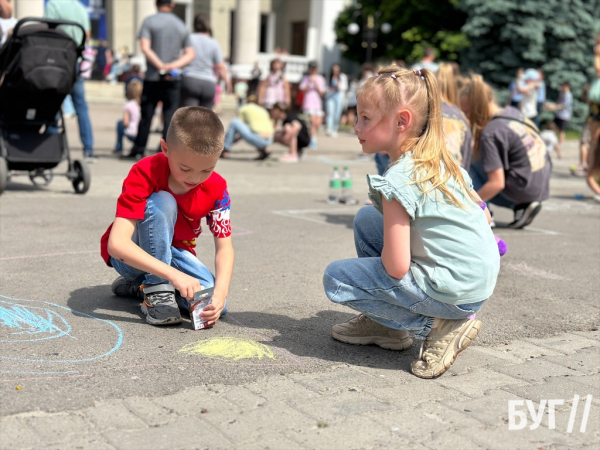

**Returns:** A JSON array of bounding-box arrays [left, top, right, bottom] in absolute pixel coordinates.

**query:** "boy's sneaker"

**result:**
[[140, 283, 182, 326], [411, 318, 482, 379], [507, 201, 542, 229], [111, 276, 142, 298], [331, 314, 413, 350]]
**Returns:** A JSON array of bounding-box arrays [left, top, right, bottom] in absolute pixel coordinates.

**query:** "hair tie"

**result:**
[[373, 72, 379, 77], [414, 70, 422, 78], [390, 74, 396, 79]]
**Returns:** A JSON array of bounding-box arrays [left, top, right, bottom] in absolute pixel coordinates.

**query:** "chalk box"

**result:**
[[188, 287, 214, 330]]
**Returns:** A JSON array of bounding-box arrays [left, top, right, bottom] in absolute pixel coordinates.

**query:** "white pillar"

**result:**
[[305, 0, 346, 70], [266, 12, 275, 54], [305, 0, 321, 62], [135, 0, 155, 54], [230, 0, 260, 79], [14, 0, 45, 19]]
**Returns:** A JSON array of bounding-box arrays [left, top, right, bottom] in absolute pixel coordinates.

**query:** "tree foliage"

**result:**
[[459, 0, 600, 127], [334, 0, 468, 65]]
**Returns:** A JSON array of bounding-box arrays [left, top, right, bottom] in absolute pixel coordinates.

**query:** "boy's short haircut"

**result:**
[[272, 102, 289, 112], [167, 107, 224, 156]]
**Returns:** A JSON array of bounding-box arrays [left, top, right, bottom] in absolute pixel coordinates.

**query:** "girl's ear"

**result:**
[[397, 109, 412, 133]]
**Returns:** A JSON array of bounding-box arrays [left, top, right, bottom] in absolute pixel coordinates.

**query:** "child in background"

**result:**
[[101, 106, 234, 327], [323, 66, 499, 378], [540, 121, 561, 159], [234, 80, 248, 109], [114, 79, 142, 154]]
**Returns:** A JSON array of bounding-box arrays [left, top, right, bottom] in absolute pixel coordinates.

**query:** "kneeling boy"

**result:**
[[100, 106, 234, 326]]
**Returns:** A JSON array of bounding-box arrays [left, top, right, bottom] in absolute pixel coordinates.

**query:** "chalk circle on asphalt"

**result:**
[[178, 337, 276, 361], [0, 294, 123, 374]]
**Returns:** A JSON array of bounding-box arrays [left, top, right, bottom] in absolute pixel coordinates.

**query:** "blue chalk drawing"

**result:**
[[0, 294, 123, 374]]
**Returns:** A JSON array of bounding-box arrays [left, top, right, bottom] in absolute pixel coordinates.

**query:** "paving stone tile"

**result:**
[[123, 396, 177, 427], [83, 401, 147, 431], [421, 431, 486, 450], [503, 377, 600, 408], [0, 416, 43, 449], [369, 379, 470, 405], [491, 358, 576, 383], [441, 389, 528, 427], [235, 433, 305, 450], [288, 390, 395, 424], [245, 375, 322, 402], [525, 333, 599, 354], [221, 385, 268, 410], [434, 368, 530, 398], [543, 347, 600, 375], [283, 414, 413, 450], [151, 385, 238, 417], [200, 402, 315, 444], [490, 340, 563, 360], [25, 413, 92, 445], [102, 416, 230, 450], [571, 330, 600, 342], [38, 434, 115, 450], [288, 367, 394, 395]]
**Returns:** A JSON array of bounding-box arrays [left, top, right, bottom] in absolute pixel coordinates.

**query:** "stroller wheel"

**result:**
[[29, 169, 54, 187], [72, 159, 91, 194], [0, 157, 7, 194]]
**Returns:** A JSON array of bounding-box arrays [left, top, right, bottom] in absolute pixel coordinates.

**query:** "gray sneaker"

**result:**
[[411, 318, 481, 379], [111, 276, 142, 298], [140, 283, 182, 326], [331, 314, 413, 350]]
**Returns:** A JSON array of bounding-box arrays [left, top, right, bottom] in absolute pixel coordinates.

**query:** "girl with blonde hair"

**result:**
[[114, 79, 142, 153], [437, 63, 472, 169], [459, 75, 551, 228], [323, 65, 499, 379]]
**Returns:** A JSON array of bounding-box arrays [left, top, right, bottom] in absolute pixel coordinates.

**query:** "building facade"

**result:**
[[11, 0, 351, 81]]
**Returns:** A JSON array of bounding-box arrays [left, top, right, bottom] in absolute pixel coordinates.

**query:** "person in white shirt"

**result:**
[[540, 121, 561, 159]]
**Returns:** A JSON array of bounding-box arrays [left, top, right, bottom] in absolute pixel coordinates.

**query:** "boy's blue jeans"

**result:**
[[323, 206, 484, 340], [224, 118, 273, 151], [110, 191, 219, 312]]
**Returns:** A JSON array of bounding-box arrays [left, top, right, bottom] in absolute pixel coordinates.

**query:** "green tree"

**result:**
[[459, 0, 599, 127], [334, 0, 469, 65]]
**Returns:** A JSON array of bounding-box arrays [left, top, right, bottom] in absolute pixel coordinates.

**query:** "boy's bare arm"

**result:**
[[201, 236, 234, 326], [107, 217, 202, 299]]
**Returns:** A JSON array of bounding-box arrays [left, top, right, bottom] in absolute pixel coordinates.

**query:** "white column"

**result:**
[[14, 0, 45, 19], [230, 0, 260, 78], [134, 0, 155, 54], [305, 0, 346, 70], [266, 12, 275, 54], [305, 0, 321, 62]]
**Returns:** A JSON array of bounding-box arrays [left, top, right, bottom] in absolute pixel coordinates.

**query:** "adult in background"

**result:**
[[534, 69, 546, 127], [410, 47, 439, 73], [44, 0, 95, 162], [518, 68, 540, 121], [460, 75, 551, 229], [325, 63, 348, 137], [125, 0, 194, 159], [181, 14, 230, 109], [0, 0, 16, 45], [546, 81, 573, 155], [508, 68, 524, 108], [299, 61, 325, 149], [258, 58, 290, 111], [0, 0, 12, 18], [271, 102, 311, 163], [221, 95, 274, 161]]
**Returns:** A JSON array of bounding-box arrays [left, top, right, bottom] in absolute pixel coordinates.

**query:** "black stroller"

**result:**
[[0, 17, 91, 195]]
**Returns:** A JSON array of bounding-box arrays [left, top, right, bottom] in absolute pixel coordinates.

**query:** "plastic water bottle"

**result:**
[[328, 166, 341, 204], [340, 166, 357, 204]]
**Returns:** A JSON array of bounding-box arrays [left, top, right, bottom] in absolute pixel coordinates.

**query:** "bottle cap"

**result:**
[[333, 166, 338, 170]]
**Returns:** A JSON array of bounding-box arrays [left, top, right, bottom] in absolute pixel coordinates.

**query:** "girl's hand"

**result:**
[[201, 296, 224, 326], [169, 272, 202, 301]]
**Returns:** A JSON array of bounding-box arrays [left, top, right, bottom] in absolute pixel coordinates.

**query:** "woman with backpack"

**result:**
[[459, 75, 551, 229]]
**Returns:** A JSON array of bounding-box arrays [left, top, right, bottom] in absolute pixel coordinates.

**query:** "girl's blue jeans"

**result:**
[[323, 206, 485, 340], [110, 191, 221, 312], [325, 92, 343, 133]]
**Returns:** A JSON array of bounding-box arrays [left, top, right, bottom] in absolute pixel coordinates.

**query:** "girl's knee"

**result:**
[[354, 205, 379, 230]]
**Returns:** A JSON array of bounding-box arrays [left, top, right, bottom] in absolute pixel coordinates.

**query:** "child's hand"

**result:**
[[170, 273, 202, 301], [200, 296, 225, 326]]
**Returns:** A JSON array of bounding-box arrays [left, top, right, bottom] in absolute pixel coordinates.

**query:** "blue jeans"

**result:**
[[115, 120, 136, 152], [109, 192, 218, 312], [71, 77, 94, 156], [325, 92, 343, 133], [323, 206, 484, 340], [62, 94, 75, 115], [469, 160, 516, 209], [224, 118, 273, 152], [374, 153, 392, 176]]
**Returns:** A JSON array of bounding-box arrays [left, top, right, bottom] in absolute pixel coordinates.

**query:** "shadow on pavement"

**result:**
[[223, 310, 419, 371], [67, 285, 144, 324], [319, 213, 355, 229]]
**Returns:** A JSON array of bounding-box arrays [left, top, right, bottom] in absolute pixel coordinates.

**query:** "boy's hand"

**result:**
[[170, 272, 202, 301], [200, 296, 224, 327]]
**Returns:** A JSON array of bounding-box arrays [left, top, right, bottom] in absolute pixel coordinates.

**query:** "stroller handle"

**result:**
[[13, 17, 87, 52]]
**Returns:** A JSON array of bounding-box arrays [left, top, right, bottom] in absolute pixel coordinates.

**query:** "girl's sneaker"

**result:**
[[411, 318, 481, 379], [279, 154, 299, 163], [309, 138, 318, 149], [331, 314, 413, 350], [140, 283, 182, 326]]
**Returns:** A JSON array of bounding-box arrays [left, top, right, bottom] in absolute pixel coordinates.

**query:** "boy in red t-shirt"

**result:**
[[100, 106, 234, 326]]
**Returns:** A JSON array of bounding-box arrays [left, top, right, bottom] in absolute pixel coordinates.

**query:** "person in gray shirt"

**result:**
[[125, 0, 194, 159], [181, 14, 230, 108]]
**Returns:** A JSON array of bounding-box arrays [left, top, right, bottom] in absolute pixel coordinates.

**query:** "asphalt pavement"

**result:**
[[0, 100, 598, 449]]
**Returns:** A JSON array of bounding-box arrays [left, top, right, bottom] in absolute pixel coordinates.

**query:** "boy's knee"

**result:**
[[146, 191, 177, 218], [323, 261, 345, 300]]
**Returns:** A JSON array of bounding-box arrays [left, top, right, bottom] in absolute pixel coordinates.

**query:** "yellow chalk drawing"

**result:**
[[178, 337, 276, 361]]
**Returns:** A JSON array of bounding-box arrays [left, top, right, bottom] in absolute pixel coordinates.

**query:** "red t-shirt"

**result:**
[[100, 153, 231, 266]]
